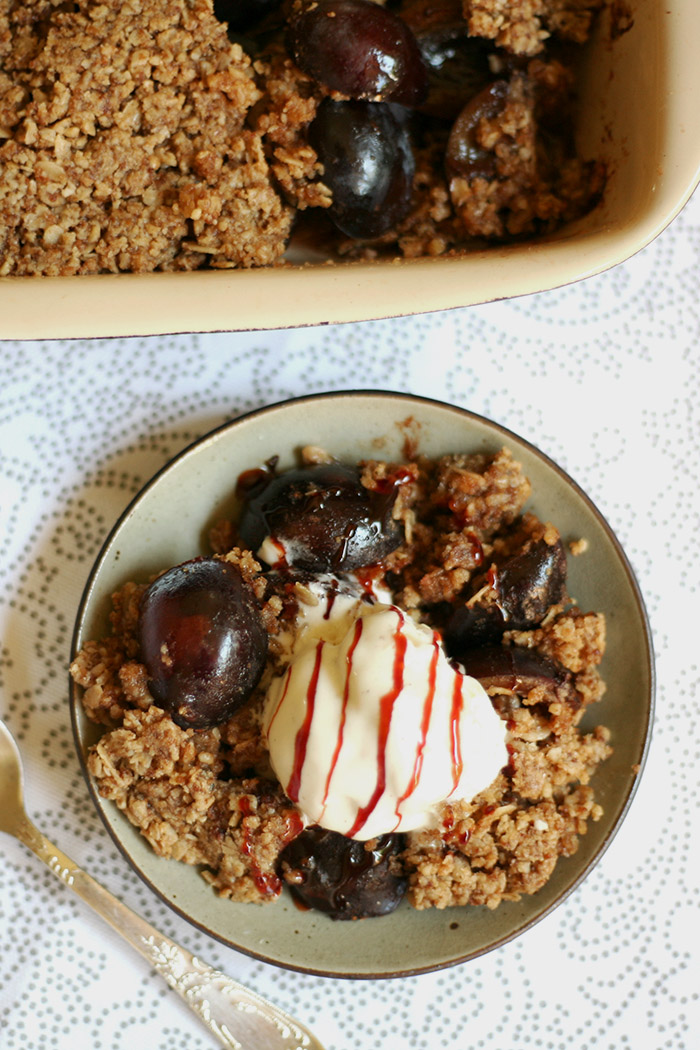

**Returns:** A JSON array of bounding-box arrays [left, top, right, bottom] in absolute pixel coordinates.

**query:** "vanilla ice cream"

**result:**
[[264, 595, 508, 841]]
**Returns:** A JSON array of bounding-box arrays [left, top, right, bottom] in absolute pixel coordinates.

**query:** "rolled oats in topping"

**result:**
[[0, 0, 292, 275]]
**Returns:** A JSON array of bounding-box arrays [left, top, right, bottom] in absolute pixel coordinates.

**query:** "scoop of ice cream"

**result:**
[[273, 573, 391, 656], [264, 601, 508, 841]]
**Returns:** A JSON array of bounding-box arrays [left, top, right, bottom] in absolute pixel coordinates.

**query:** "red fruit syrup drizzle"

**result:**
[[448, 672, 465, 794], [346, 612, 408, 838], [393, 634, 440, 822], [286, 640, 325, 802], [238, 795, 298, 898], [319, 617, 364, 819]]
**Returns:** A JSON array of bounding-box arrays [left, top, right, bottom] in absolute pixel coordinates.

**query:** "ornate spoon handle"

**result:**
[[13, 812, 323, 1050]]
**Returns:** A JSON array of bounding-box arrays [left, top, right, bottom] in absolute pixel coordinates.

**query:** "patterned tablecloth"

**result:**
[[1, 187, 699, 1050]]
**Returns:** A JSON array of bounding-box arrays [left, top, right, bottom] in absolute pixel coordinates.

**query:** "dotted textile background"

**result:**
[[1, 189, 699, 1050]]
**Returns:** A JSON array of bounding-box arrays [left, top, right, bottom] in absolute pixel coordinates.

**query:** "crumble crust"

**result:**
[[464, 0, 604, 55], [0, 0, 294, 274]]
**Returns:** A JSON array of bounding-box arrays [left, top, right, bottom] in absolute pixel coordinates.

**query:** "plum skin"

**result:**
[[279, 826, 407, 919], [308, 99, 416, 240], [139, 558, 268, 730], [237, 462, 403, 572], [286, 0, 428, 106]]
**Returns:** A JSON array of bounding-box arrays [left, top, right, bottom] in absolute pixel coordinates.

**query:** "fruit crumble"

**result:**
[[70, 445, 612, 919], [0, 0, 605, 274]]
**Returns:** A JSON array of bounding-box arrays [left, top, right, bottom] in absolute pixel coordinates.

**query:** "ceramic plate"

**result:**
[[69, 392, 654, 977]]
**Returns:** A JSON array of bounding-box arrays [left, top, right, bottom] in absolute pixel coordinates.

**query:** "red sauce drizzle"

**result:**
[[441, 807, 470, 846], [266, 536, 288, 568], [320, 618, 364, 816], [394, 635, 440, 824], [346, 613, 407, 838], [284, 810, 305, 841], [266, 667, 291, 737], [443, 511, 484, 564], [322, 577, 341, 620], [354, 565, 384, 598], [286, 640, 324, 802], [448, 673, 465, 794], [237, 796, 282, 897], [371, 466, 415, 494], [470, 533, 484, 566]]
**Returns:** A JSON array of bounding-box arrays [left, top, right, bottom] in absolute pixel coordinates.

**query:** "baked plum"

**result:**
[[287, 0, 428, 105], [139, 558, 268, 730], [418, 30, 495, 119], [401, 0, 495, 119], [445, 79, 510, 182], [237, 461, 403, 571], [309, 99, 416, 239], [454, 644, 567, 693], [497, 536, 567, 621], [453, 645, 582, 717], [279, 826, 407, 919], [444, 536, 567, 647]]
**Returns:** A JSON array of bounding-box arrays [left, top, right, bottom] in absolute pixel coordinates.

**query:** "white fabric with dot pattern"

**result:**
[[1, 188, 699, 1050]]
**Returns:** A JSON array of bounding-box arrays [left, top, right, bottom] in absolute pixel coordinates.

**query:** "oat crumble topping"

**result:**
[[70, 446, 612, 913]]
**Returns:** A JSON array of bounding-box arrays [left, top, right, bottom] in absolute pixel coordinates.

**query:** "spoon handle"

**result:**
[[13, 813, 322, 1050]]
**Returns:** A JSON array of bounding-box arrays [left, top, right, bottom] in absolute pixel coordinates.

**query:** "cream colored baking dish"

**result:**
[[2, 0, 699, 339]]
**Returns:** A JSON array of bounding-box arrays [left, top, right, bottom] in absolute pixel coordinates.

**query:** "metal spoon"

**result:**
[[0, 716, 325, 1050]]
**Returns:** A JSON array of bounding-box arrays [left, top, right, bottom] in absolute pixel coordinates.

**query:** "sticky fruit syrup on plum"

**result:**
[[139, 557, 268, 730], [287, 0, 428, 105], [279, 826, 407, 919], [444, 535, 567, 646], [237, 461, 403, 572]]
